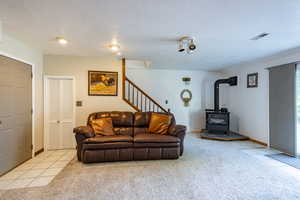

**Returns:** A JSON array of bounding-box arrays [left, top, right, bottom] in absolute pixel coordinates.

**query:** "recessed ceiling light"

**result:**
[[56, 37, 68, 45], [108, 44, 120, 52]]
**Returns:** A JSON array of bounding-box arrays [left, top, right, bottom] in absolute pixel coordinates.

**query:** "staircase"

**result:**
[[122, 59, 168, 113]]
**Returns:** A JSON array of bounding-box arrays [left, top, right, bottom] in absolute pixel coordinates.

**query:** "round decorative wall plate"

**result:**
[[180, 89, 192, 107]]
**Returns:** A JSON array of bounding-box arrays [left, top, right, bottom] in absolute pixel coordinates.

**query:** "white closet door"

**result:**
[[0, 55, 32, 175], [48, 79, 61, 150], [46, 77, 75, 150], [60, 79, 75, 149]]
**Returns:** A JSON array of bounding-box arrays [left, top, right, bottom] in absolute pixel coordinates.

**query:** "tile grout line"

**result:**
[[0, 150, 75, 190]]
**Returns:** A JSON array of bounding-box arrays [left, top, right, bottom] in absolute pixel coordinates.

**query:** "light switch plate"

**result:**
[[76, 101, 82, 107]]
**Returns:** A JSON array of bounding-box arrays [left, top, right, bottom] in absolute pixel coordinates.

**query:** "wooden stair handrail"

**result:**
[[121, 58, 168, 113], [122, 58, 126, 99], [123, 97, 140, 111], [125, 77, 168, 113]]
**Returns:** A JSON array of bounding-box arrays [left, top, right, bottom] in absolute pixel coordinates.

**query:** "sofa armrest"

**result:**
[[169, 125, 186, 156], [169, 125, 186, 138], [73, 126, 95, 138], [73, 126, 95, 161]]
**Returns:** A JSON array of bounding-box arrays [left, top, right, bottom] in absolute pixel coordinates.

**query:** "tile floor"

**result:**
[[0, 149, 76, 190]]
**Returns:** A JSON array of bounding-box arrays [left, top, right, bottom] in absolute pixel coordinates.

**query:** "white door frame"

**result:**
[[44, 75, 76, 151], [0, 51, 36, 158]]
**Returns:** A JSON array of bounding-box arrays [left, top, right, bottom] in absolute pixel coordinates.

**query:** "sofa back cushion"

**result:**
[[133, 112, 176, 135], [133, 112, 151, 135], [87, 111, 176, 136], [87, 111, 134, 136]]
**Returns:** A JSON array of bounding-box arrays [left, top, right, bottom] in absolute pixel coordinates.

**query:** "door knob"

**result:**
[[57, 120, 60, 123]]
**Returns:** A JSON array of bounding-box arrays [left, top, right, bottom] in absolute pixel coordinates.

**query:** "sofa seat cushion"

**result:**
[[84, 135, 133, 144], [134, 133, 180, 143], [83, 142, 133, 150], [134, 142, 179, 148]]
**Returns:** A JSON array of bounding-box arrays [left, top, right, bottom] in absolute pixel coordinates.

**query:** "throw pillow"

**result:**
[[91, 117, 115, 136], [148, 113, 171, 134]]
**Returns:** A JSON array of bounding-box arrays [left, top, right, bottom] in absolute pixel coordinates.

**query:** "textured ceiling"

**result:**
[[1, 0, 300, 70]]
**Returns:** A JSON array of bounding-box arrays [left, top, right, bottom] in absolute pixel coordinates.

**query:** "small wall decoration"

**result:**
[[180, 89, 192, 107], [182, 77, 191, 85], [88, 71, 118, 96], [247, 72, 258, 88]]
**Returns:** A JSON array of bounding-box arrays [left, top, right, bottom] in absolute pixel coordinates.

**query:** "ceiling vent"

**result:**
[[251, 33, 270, 40]]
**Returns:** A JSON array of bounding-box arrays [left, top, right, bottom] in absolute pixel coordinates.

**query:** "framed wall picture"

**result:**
[[88, 71, 118, 96], [247, 72, 258, 88]]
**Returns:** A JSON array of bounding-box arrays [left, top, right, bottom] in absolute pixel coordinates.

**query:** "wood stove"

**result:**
[[206, 110, 230, 134], [205, 76, 237, 134]]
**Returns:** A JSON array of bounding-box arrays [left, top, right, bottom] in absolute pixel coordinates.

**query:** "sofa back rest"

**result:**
[[87, 111, 134, 136], [133, 112, 176, 135]]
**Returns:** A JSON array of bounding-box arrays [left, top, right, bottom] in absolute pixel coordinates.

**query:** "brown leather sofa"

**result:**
[[73, 111, 186, 163]]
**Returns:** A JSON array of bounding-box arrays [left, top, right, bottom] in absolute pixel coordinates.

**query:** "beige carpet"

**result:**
[[1, 133, 300, 200]]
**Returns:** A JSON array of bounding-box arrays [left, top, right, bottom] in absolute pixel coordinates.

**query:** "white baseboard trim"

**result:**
[[189, 129, 202, 133]]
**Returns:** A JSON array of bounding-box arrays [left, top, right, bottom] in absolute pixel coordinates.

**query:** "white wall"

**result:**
[[44, 55, 134, 126], [127, 67, 223, 131], [0, 33, 44, 152], [221, 65, 269, 143], [222, 47, 300, 144]]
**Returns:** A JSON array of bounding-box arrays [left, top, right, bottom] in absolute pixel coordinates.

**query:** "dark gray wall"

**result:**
[[269, 63, 297, 156]]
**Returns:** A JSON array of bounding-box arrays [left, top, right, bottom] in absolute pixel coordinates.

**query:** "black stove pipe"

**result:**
[[214, 76, 237, 111]]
